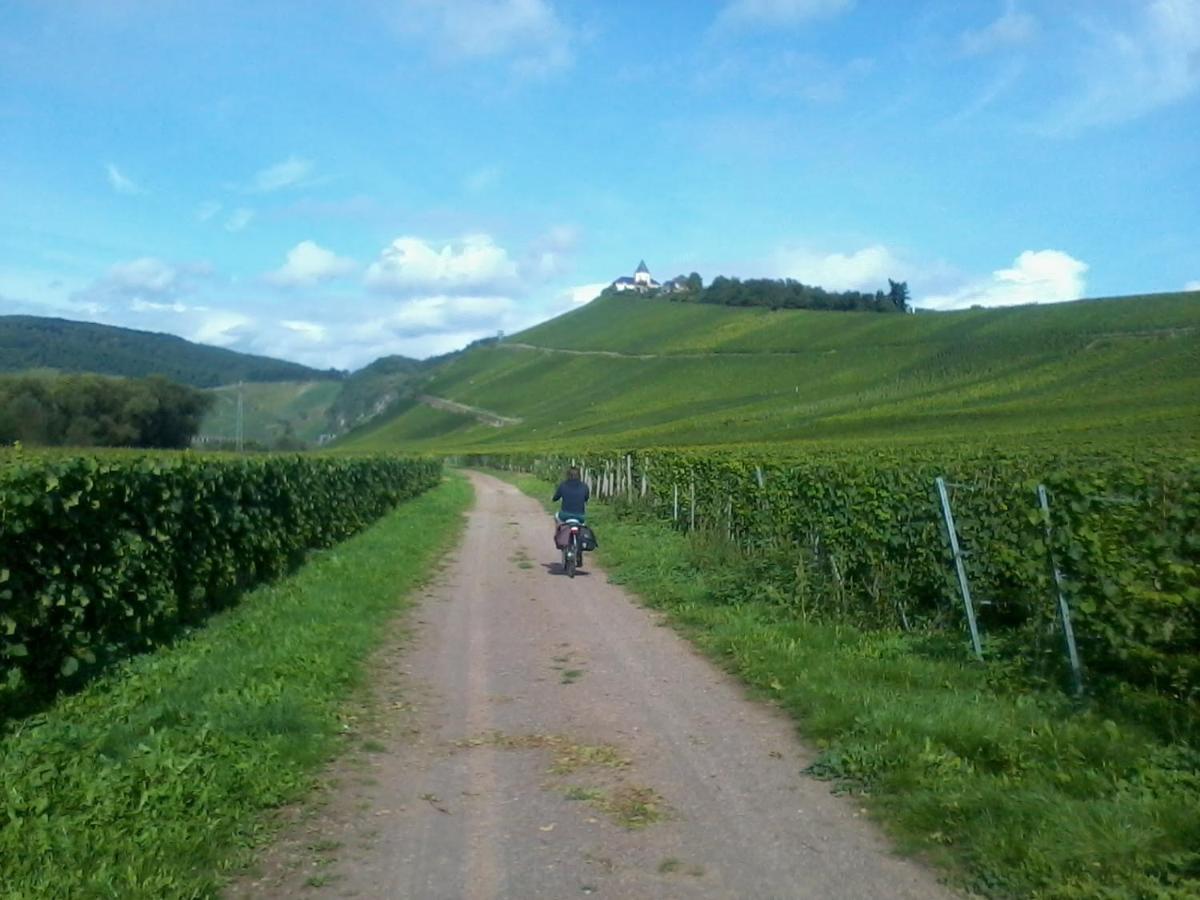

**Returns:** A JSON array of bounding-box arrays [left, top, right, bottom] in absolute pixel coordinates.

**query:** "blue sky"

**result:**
[[1, 0, 1198, 369]]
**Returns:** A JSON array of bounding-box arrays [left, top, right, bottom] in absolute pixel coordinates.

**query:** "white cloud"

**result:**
[[192, 310, 253, 347], [68, 257, 217, 319], [382, 295, 515, 335], [715, 0, 855, 30], [364, 234, 519, 296], [774, 244, 901, 291], [196, 201, 222, 222], [944, 60, 1025, 126], [109, 257, 178, 295], [224, 208, 254, 232], [1047, 0, 1200, 133], [1186, 280, 1200, 291], [130, 299, 190, 313], [960, 1, 1037, 56], [247, 156, 314, 192], [0, 271, 100, 318], [281, 320, 328, 343], [105, 163, 143, 195], [392, 0, 572, 75], [920, 250, 1088, 310], [522, 224, 580, 280], [266, 241, 357, 287], [564, 282, 607, 306]]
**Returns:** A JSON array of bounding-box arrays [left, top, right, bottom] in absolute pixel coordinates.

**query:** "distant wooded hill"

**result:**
[[0, 316, 341, 387]]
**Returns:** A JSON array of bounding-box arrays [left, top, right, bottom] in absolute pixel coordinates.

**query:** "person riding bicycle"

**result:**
[[552, 466, 589, 525]]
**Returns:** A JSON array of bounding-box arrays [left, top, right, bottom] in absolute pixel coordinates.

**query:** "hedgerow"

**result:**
[[0, 449, 440, 715]]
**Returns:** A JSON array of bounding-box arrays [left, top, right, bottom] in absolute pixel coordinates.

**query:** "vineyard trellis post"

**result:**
[[626, 454, 633, 499], [935, 476, 984, 661], [754, 465, 770, 548], [673, 483, 679, 523], [689, 478, 696, 531], [1038, 484, 1084, 696]]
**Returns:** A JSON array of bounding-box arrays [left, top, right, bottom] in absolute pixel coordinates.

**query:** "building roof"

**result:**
[[635, 260, 650, 274]]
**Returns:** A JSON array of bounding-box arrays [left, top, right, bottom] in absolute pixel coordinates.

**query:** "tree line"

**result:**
[[658, 274, 911, 313], [0, 373, 213, 448]]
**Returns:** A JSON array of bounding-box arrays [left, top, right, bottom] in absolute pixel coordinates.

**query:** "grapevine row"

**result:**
[[468, 448, 1199, 705], [0, 450, 441, 711]]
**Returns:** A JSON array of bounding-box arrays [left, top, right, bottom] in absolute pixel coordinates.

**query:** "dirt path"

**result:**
[[417, 394, 523, 427], [238, 472, 956, 899]]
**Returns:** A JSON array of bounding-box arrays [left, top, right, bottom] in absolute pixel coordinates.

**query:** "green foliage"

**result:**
[[0, 372, 213, 448], [691, 274, 905, 312], [498, 469, 1200, 899], [472, 447, 1200, 715], [0, 448, 441, 716], [887, 278, 910, 313], [0, 315, 342, 387], [0, 474, 470, 898]]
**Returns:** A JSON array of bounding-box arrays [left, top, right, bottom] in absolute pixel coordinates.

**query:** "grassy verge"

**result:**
[[492, 469, 1200, 899], [0, 474, 471, 899]]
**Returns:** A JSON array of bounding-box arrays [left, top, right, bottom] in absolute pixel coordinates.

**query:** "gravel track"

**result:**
[[236, 471, 957, 899]]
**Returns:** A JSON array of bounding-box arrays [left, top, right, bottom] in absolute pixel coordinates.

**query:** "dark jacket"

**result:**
[[552, 478, 590, 517]]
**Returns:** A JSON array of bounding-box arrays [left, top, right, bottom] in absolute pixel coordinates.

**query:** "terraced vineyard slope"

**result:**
[[198, 380, 343, 446], [339, 290, 1200, 452]]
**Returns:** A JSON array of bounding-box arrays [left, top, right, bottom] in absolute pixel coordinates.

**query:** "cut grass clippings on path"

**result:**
[[490, 469, 1200, 900], [0, 474, 472, 899]]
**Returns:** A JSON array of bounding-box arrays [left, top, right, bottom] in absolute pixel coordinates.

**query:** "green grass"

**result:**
[[495, 470, 1200, 899], [338, 291, 1200, 453], [0, 474, 471, 898]]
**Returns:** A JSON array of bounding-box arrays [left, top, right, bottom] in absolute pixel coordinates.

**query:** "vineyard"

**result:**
[[0, 449, 441, 717], [466, 447, 1200, 713], [342, 291, 1200, 453]]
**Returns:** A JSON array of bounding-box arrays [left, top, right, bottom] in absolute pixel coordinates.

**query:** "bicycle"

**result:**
[[559, 518, 584, 578]]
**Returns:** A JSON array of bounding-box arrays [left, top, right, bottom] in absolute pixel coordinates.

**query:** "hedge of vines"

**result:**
[[468, 448, 1199, 705], [0, 450, 441, 710]]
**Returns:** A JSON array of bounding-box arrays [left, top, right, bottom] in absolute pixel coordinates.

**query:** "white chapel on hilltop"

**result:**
[[611, 260, 659, 292], [611, 260, 686, 294]]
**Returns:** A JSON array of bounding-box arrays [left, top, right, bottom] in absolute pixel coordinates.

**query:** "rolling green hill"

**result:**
[[0, 315, 340, 387], [196, 380, 344, 446], [196, 352, 440, 448], [326, 355, 428, 433], [338, 290, 1200, 452]]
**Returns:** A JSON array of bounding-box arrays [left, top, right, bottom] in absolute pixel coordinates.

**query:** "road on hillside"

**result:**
[[239, 472, 956, 899]]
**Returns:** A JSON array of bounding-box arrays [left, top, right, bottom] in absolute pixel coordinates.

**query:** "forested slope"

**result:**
[[0, 315, 339, 387]]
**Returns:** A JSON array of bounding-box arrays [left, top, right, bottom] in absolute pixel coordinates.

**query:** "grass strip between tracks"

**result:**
[[0, 473, 472, 899], [494, 469, 1200, 900]]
